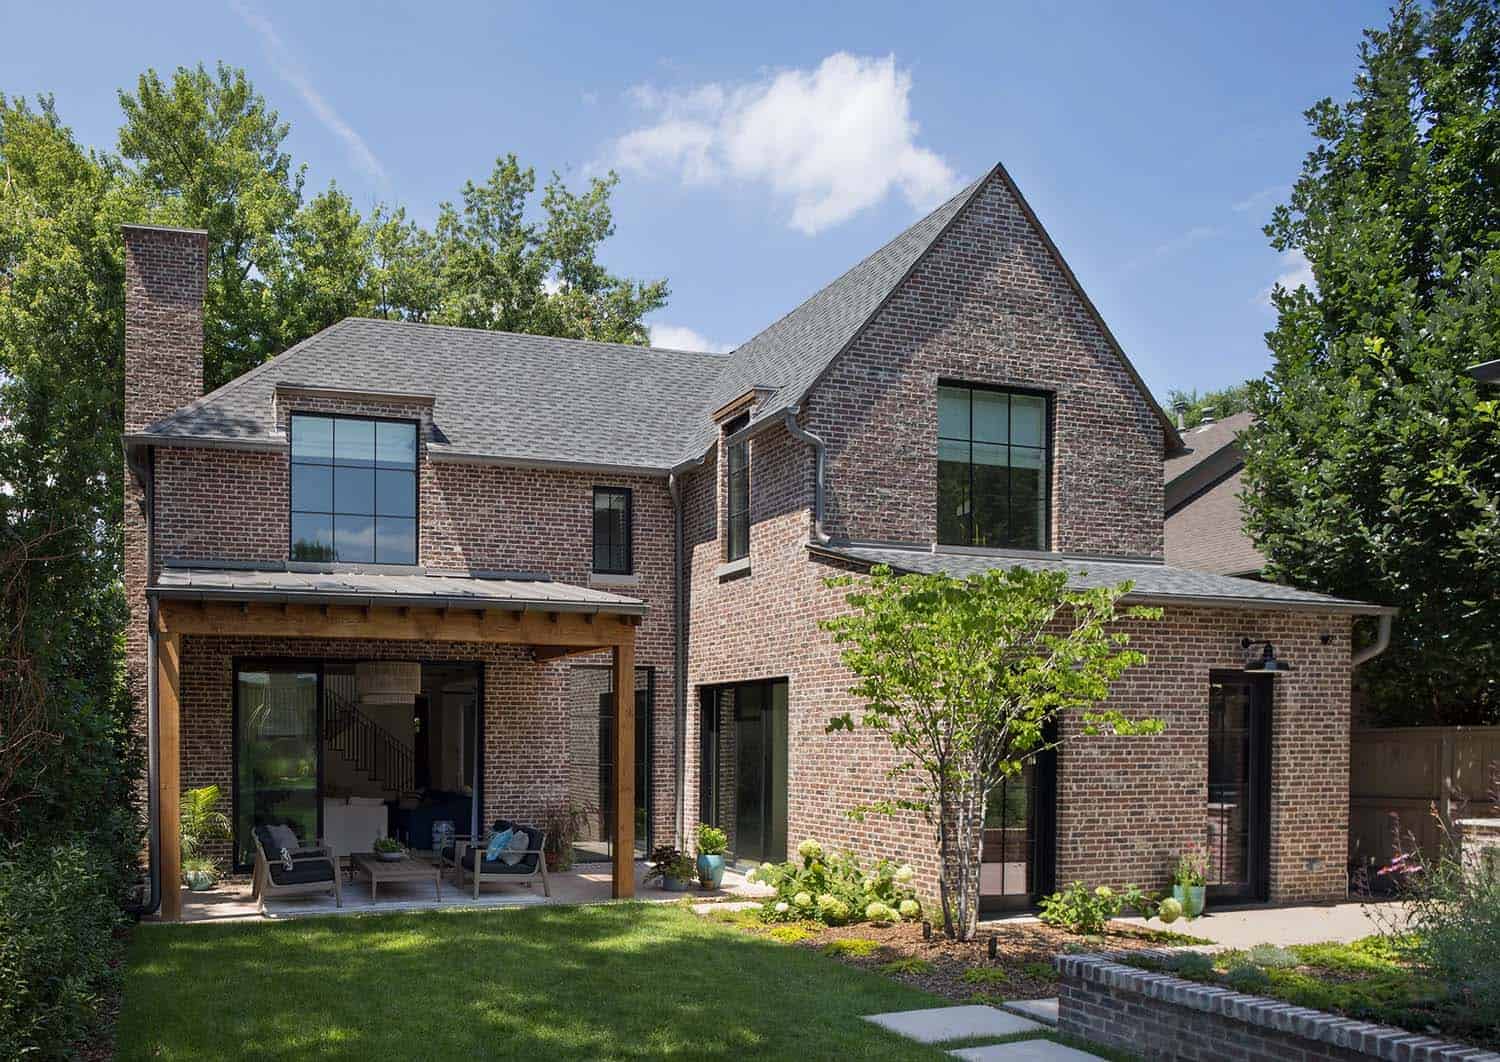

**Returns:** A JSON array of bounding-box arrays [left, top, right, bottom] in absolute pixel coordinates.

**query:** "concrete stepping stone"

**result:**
[[864, 1005, 1042, 1044], [949, 1040, 1105, 1061], [1000, 998, 1058, 1026]]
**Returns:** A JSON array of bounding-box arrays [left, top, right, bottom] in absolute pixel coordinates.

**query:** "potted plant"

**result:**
[[645, 844, 696, 892], [543, 799, 594, 872], [373, 836, 405, 862], [695, 823, 728, 889], [1171, 851, 1208, 917], [180, 784, 231, 889]]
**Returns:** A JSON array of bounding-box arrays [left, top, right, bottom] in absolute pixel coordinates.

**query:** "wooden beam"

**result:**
[[157, 632, 182, 922], [155, 600, 636, 648], [611, 639, 636, 899], [532, 645, 611, 663]]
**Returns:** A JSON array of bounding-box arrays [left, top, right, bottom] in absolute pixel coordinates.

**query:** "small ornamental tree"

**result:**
[[820, 565, 1162, 941]]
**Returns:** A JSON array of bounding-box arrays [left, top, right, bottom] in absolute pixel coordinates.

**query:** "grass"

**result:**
[[115, 903, 961, 1061]]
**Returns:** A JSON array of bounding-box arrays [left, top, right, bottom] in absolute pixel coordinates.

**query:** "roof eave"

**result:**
[[146, 583, 648, 617]]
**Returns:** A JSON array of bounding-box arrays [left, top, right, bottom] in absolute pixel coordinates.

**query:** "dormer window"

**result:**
[[937, 384, 1049, 550], [725, 412, 750, 561], [290, 414, 418, 564]]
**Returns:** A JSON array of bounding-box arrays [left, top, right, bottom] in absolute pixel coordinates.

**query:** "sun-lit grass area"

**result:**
[[116, 902, 957, 1061]]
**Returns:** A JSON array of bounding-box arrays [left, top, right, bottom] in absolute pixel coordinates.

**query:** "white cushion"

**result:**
[[348, 796, 385, 807], [500, 829, 530, 866]]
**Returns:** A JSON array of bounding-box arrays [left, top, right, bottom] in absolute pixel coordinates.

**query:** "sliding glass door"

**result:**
[[699, 679, 788, 865], [233, 664, 320, 870]]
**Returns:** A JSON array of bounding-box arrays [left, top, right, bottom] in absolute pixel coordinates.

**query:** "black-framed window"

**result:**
[[290, 414, 418, 564], [937, 384, 1049, 550], [592, 487, 632, 574], [725, 413, 750, 561]]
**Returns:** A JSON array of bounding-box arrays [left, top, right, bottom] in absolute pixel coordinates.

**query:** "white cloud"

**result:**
[[1259, 249, 1316, 306], [648, 323, 734, 354], [615, 53, 960, 234], [1232, 184, 1284, 214], [1120, 224, 1220, 272], [230, 0, 388, 186]]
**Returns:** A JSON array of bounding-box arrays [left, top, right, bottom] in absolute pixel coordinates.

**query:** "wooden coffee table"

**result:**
[[349, 852, 442, 902]]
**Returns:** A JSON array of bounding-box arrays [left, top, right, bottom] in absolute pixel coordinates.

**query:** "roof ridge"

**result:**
[[339, 316, 732, 363]]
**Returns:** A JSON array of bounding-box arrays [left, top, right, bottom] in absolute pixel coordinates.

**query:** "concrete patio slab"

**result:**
[[864, 1005, 1042, 1044], [1000, 998, 1058, 1026], [1116, 900, 1405, 949], [949, 1039, 1105, 1061]]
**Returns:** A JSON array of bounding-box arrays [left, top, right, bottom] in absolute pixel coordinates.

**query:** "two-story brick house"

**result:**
[[124, 163, 1391, 921]]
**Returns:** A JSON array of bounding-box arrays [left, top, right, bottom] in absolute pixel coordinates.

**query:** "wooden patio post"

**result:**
[[157, 631, 182, 922], [612, 639, 636, 898]]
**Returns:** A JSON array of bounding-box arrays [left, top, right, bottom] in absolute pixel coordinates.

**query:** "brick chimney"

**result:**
[[122, 224, 207, 850]]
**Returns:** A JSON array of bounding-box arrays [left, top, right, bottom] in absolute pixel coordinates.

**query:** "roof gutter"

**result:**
[[1351, 612, 1394, 667], [147, 586, 648, 617], [781, 406, 830, 544]]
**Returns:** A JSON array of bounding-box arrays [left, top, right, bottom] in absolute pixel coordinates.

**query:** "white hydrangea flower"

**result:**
[[894, 864, 916, 884], [774, 901, 790, 914]]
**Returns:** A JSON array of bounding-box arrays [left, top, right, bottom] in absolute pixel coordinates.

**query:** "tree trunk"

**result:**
[[936, 779, 956, 939]]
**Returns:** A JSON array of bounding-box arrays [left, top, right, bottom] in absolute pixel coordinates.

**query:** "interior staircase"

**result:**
[[322, 678, 416, 797]]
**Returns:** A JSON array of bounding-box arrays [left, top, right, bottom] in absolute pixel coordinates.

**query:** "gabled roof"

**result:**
[[1164, 468, 1265, 577], [809, 543, 1390, 615], [132, 318, 728, 472], [1163, 412, 1253, 485]]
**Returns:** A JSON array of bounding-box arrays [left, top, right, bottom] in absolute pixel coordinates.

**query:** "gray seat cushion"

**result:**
[[460, 826, 542, 873], [266, 860, 334, 886]]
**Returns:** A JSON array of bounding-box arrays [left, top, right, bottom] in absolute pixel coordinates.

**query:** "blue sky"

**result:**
[[0, 1, 1381, 399]]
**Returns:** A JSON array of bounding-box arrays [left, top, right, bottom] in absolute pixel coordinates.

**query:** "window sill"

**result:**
[[589, 571, 640, 588], [716, 557, 751, 581]]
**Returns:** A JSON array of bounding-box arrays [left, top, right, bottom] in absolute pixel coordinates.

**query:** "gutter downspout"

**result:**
[[1351, 613, 1394, 667], [781, 406, 830, 545], [124, 446, 161, 918]]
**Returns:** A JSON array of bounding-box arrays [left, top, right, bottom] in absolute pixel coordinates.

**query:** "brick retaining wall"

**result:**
[[1056, 953, 1497, 1061]]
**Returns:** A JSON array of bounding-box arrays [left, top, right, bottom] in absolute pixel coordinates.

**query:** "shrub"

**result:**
[[1166, 952, 1216, 978], [879, 957, 932, 975], [1022, 961, 1057, 981], [1224, 961, 1272, 993], [695, 823, 728, 856], [750, 839, 919, 926], [1157, 896, 1183, 923], [822, 937, 879, 958], [767, 923, 817, 944], [1246, 943, 1299, 969], [1039, 881, 1121, 934], [961, 967, 1010, 986], [1, 839, 125, 1059]]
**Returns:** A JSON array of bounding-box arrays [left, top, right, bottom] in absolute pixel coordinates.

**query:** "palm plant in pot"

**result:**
[[180, 785, 231, 890], [695, 824, 728, 889], [645, 845, 696, 892], [1171, 850, 1208, 917]]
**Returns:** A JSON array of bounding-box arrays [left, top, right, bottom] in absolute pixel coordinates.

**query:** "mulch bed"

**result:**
[[795, 918, 1184, 1002]]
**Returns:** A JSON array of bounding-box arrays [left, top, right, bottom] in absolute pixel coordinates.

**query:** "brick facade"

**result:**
[[127, 167, 1360, 910]]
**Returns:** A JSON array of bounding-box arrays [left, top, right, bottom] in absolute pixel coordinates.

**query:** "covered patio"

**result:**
[[148, 566, 645, 921]]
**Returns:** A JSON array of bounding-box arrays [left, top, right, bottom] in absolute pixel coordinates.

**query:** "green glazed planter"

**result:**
[[1171, 883, 1206, 917]]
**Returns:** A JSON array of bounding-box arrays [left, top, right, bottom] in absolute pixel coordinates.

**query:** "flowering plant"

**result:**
[[749, 838, 921, 925]]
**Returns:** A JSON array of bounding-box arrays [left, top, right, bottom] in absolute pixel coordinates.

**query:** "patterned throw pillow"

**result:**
[[484, 828, 514, 862], [279, 848, 295, 872], [500, 829, 530, 866]]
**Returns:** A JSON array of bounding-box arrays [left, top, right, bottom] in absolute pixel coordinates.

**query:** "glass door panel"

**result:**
[[979, 740, 1056, 912], [734, 684, 766, 862], [1207, 674, 1271, 901], [234, 666, 319, 869], [699, 679, 789, 865]]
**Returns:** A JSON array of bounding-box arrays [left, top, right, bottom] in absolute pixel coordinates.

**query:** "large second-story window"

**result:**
[[290, 415, 418, 564], [593, 487, 633, 574], [937, 384, 1049, 550], [725, 413, 750, 561]]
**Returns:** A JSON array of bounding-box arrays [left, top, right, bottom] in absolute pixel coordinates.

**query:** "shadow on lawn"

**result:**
[[117, 903, 944, 1061]]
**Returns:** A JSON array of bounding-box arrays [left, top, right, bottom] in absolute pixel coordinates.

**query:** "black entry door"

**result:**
[[978, 744, 1056, 913], [699, 680, 788, 864], [1207, 673, 1272, 902]]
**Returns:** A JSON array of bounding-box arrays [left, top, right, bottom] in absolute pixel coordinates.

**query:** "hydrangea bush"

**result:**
[[748, 838, 921, 926]]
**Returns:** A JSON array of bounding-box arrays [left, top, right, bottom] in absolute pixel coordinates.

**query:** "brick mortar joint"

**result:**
[[1056, 951, 1496, 1060]]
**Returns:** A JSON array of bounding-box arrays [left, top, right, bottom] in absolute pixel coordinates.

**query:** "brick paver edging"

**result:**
[[1056, 951, 1500, 1061]]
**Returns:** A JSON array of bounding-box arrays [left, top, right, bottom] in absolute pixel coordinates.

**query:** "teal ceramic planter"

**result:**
[[662, 873, 692, 892], [697, 853, 726, 890], [1171, 883, 1206, 917]]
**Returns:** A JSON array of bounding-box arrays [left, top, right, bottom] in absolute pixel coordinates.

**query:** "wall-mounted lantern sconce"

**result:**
[[1242, 637, 1295, 674]]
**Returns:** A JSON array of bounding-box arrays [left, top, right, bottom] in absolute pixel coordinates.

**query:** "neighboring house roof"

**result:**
[[809, 543, 1392, 616], [1162, 411, 1254, 485], [151, 565, 647, 615], [131, 318, 728, 473], [1164, 468, 1265, 577], [1472, 358, 1500, 384], [132, 161, 1181, 471]]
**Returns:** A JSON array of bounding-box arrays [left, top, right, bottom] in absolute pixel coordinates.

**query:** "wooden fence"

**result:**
[[1349, 726, 1500, 871]]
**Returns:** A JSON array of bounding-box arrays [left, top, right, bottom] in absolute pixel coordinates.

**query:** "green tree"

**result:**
[[820, 565, 1161, 940], [1166, 381, 1255, 430], [433, 155, 668, 341], [1244, 0, 1500, 725]]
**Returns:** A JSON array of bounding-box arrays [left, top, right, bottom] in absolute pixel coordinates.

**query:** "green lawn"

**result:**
[[117, 903, 957, 1060]]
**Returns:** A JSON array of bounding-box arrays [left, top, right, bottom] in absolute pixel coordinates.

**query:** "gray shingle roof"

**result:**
[[152, 565, 646, 614], [809, 543, 1391, 615], [1164, 468, 1265, 576], [1163, 412, 1253, 485], [135, 318, 728, 471]]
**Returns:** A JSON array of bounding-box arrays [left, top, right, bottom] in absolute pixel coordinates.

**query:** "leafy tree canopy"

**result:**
[[821, 565, 1161, 940], [1165, 381, 1255, 430], [1244, 0, 1500, 725]]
